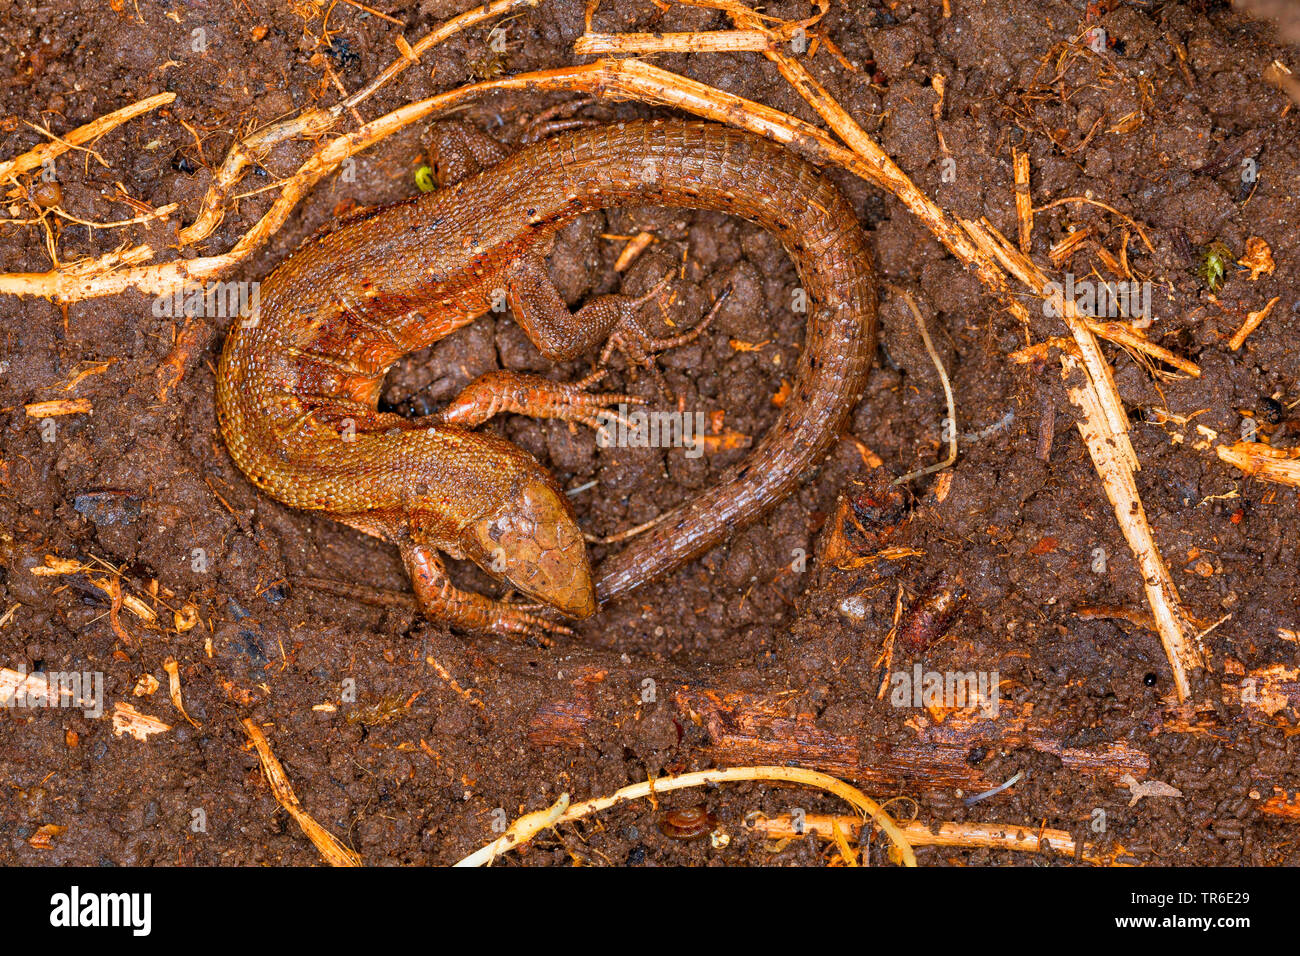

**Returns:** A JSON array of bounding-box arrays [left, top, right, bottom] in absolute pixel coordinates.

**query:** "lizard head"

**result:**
[[464, 474, 597, 620]]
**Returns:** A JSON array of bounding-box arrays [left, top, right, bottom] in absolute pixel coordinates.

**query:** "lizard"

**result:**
[[216, 118, 878, 640]]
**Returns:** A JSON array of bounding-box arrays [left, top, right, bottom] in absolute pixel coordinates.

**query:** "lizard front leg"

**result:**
[[401, 541, 573, 644], [433, 368, 640, 431]]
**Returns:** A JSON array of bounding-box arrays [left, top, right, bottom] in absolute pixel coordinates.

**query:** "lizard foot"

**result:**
[[485, 602, 574, 645], [403, 542, 576, 644], [600, 281, 731, 369]]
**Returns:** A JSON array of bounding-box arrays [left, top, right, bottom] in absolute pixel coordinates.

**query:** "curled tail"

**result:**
[[562, 123, 879, 603]]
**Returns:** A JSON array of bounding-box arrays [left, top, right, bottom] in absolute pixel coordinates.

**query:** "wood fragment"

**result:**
[[112, 702, 171, 740], [426, 655, 484, 709], [1013, 148, 1032, 252], [1217, 441, 1300, 488], [24, 399, 92, 417], [958, 218, 1199, 699], [575, 30, 773, 54], [1061, 352, 1201, 699], [931, 75, 949, 155], [163, 658, 201, 728], [1264, 59, 1300, 106], [1049, 226, 1090, 266], [133, 673, 161, 697], [1227, 296, 1280, 351], [1083, 318, 1200, 376], [2, 666, 76, 707]]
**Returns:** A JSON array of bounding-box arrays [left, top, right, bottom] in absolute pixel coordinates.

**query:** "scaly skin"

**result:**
[[216, 120, 878, 640]]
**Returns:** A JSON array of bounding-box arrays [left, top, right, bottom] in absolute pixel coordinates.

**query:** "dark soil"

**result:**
[[1, 0, 1297, 866]]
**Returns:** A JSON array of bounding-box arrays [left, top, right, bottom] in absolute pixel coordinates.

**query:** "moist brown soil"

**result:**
[[1, 0, 1297, 866]]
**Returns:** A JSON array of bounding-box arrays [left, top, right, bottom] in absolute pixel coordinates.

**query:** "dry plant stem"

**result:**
[[961, 218, 1132, 453], [885, 284, 957, 485], [959, 218, 1200, 700], [0, 60, 827, 300], [25, 399, 92, 417], [1033, 195, 1155, 254], [752, 812, 1132, 866], [340, 0, 541, 111], [1084, 318, 1200, 377], [575, 30, 773, 54], [455, 765, 917, 867], [1228, 295, 1280, 351], [0, 92, 175, 183], [1217, 441, 1300, 488], [1, 56, 986, 302], [1064, 353, 1201, 699], [719, 6, 1014, 299], [163, 658, 201, 729], [1013, 148, 1033, 253], [240, 718, 362, 867]]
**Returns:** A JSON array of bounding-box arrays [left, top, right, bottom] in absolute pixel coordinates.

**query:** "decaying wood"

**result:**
[[524, 663, 1300, 821]]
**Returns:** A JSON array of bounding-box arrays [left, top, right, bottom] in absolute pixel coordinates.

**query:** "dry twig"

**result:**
[[241, 718, 362, 866]]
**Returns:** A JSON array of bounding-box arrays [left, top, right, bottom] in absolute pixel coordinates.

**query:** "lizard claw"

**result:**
[[489, 602, 575, 645], [600, 282, 730, 369], [536, 371, 644, 433], [435, 368, 643, 433]]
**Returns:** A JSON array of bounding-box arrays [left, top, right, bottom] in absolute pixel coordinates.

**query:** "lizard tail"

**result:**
[[572, 121, 879, 604]]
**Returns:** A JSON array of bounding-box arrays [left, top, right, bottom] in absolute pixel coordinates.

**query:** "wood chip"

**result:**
[[1237, 237, 1275, 280], [112, 702, 171, 741], [1120, 773, 1183, 807]]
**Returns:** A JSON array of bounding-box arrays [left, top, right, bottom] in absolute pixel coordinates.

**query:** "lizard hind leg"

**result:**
[[599, 282, 731, 370], [505, 254, 727, 370]]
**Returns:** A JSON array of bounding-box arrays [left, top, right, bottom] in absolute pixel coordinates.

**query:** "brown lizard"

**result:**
[[216, 119, 878, 640]]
